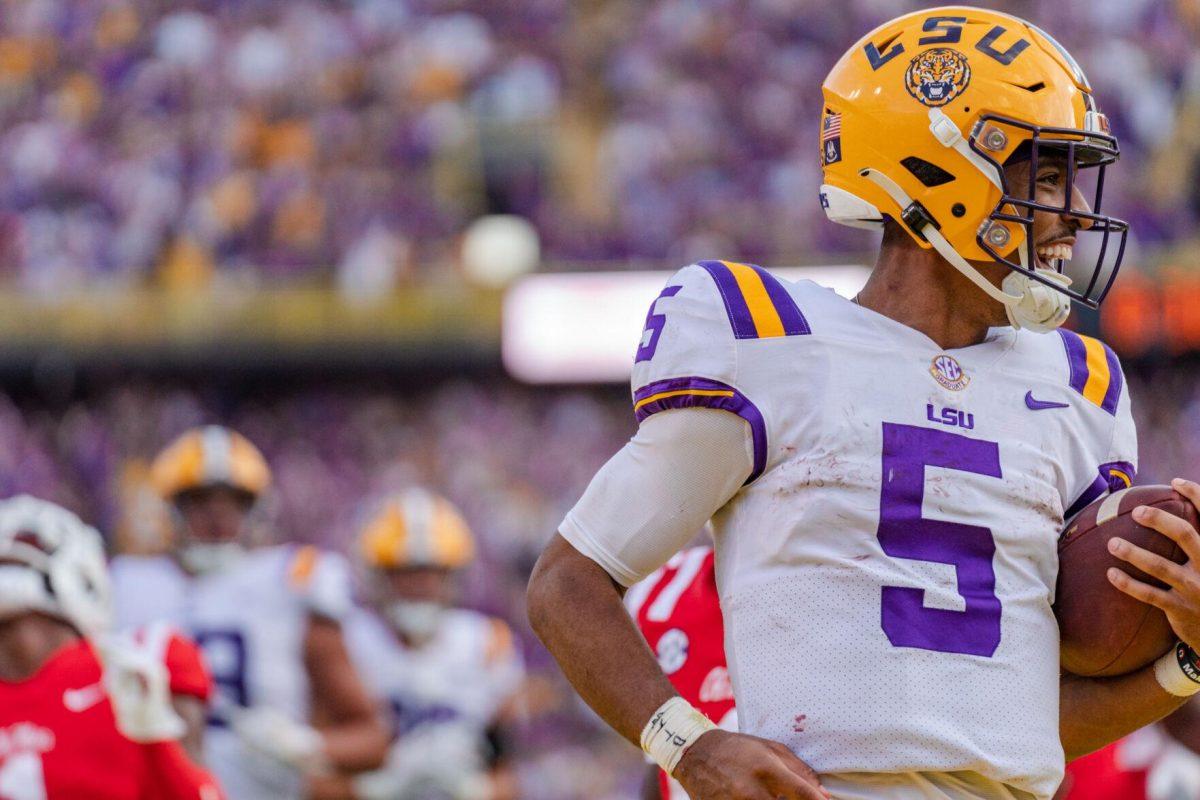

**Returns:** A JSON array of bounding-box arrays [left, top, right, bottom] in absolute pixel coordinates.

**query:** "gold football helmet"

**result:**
[[357, 488, 475, 644], [151, 425, 271, 500], [357, 488, 475, 571], [821, 7, 1127, 331], [150, 426, 271, 573]]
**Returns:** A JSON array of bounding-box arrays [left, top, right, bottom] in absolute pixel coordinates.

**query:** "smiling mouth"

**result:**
[[1035, 241, 1073, 272]]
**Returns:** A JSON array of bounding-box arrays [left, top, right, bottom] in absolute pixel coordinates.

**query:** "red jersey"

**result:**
[[0, 631, 220, 800], [627, 546, 734, 800], [1058, 725, 1200, 800]]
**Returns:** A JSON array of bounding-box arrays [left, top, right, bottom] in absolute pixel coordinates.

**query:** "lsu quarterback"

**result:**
[[529, 7, 1200, 800], [0, 495, 224, 799], [110, 426, 389, 799], [310, 488, 526, 800]]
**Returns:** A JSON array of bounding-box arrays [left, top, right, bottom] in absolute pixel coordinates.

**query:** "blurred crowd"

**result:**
[[0, 0, 1198, 296]]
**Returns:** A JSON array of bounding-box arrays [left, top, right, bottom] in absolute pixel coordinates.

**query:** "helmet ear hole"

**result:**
[[900, 156, 955, 188]]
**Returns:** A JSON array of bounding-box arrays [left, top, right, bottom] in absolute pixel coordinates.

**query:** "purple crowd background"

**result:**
[[0, 0, 1197, 295]]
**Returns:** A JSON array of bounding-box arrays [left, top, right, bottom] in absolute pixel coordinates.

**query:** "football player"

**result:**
[[625, 545, 735, 800], [528, 8, 1200, 800], [0, 494, 224, 799], [110, 426, 389, 799], [310, 488, 526, 800]]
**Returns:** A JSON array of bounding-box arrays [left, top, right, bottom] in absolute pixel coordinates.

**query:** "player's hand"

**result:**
[[1107, 478, 1200, 650], [230, 705, 330, 773], [672, 729, 830, 800], [98, 633, 187, 743]]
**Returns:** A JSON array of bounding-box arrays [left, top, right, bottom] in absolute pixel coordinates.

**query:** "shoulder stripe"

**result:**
[[1058, 329, 1122, 415], [288, 545, 319, 587], [696, 260, 810, 339], [1064, 460, 1137, 521], [633, 376, 767, 484]]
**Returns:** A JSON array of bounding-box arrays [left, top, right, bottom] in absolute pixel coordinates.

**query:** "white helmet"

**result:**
[[0, 495, 111, 637]]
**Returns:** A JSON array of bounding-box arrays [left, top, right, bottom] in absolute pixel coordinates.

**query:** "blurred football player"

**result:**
[[0, 494, 224, 799], [529, 7, 1200, 800], [310, 488, 525, 800], [625, 545, 735, 800], [110, 425, 389, 800]]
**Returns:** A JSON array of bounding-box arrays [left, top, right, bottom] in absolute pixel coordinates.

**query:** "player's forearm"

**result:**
[[1059, 666, 1186, 760], [320, 721, 391, 771], [528, 534, 678, 745]]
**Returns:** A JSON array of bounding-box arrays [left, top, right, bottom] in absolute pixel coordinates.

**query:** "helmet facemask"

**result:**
[[970, 112, 1129, 309]]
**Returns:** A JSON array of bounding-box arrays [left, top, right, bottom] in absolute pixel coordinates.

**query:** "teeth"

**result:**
[[1036, 243, 1073, 262]]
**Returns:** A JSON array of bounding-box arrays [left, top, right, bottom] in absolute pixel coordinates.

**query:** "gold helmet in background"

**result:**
[[357, 487, 475, 644], [151, 425, 271, 501], [357, 487, 475, 571], [151, 425, 271, 573]]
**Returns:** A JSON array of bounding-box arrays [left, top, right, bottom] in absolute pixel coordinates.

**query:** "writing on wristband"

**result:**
[[1154, 641, 1200, 697], [1176, 641, 1200, 684], [640, 697, 717, 775]]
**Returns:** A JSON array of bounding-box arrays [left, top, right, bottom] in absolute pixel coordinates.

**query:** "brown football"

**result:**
[[1056, 484, 1199, 677]]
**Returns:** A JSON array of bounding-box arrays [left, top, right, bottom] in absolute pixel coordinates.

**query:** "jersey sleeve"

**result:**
[[1059, 330, 1139, 520], [128, 622, 213, 702], [163, 632, 213, 702], [558, 407, 752, 587], [288, 546, 354, 622], [632, 262, 778, 484]]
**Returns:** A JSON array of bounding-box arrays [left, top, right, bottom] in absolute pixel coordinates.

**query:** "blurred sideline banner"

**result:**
[[0, 265, 1184, 377], [502, 267, 872, 383], [1098, 271, 1200, 357], [0, 287, 501, 369]]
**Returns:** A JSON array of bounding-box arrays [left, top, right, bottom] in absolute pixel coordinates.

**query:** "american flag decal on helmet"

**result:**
[[821, 112, 842, 165]]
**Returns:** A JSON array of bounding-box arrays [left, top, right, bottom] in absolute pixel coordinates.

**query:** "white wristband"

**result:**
[[640, 696, 718, 776], [1154, 642, 1200, 697]]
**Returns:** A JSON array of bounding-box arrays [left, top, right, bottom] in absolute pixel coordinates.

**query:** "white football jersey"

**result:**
[[625, 261, 1137, 799], [343, 607, 524, 747], [110, 544, 353, 800]]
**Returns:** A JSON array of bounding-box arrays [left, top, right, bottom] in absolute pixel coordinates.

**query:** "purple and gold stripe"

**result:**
[[633, 377, 767, 484], [1058, 329, 1123, 415], [696, 260, 811, 340], [1064, 460, 1137, 520]]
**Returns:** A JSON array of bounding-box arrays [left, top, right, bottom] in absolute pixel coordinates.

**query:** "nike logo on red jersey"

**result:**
[[62, 682, 105, 712]]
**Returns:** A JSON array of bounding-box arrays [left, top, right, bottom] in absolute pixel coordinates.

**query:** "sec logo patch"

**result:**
[[930, 354, 970, 391], [656, 628, 690, 675]]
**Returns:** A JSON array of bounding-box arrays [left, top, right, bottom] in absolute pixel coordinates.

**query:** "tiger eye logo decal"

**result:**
[[905, 48, 971, 107]]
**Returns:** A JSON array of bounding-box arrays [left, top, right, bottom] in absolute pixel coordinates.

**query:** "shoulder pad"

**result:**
[[1057, 329, 1124, 415], [691, 260, 810, 340], [287, 546, 353, 621]]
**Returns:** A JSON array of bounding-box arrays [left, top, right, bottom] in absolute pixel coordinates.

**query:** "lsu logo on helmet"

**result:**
[[904, 48, 971, 107]]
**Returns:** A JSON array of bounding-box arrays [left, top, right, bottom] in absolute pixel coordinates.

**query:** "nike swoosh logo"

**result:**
[[63, 682, 105, 712], [1025, 391, 1070, 411]]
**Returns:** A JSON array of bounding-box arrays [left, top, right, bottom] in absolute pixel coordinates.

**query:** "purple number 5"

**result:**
[[635, 286, 682, 363], [879, 423, 1003, 657]]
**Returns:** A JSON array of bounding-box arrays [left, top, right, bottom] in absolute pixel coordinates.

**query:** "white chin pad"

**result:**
[[1002, 269, 1072, 333]]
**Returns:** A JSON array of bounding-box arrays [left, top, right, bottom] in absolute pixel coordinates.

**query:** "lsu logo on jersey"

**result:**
[[905, 48, 971, 107]]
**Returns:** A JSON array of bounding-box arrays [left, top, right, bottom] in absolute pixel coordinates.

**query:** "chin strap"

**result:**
[[859, 166, 1071, 333]]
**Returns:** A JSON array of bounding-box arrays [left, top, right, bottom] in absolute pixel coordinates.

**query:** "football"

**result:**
[[1056, 485, 1200, 677]]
